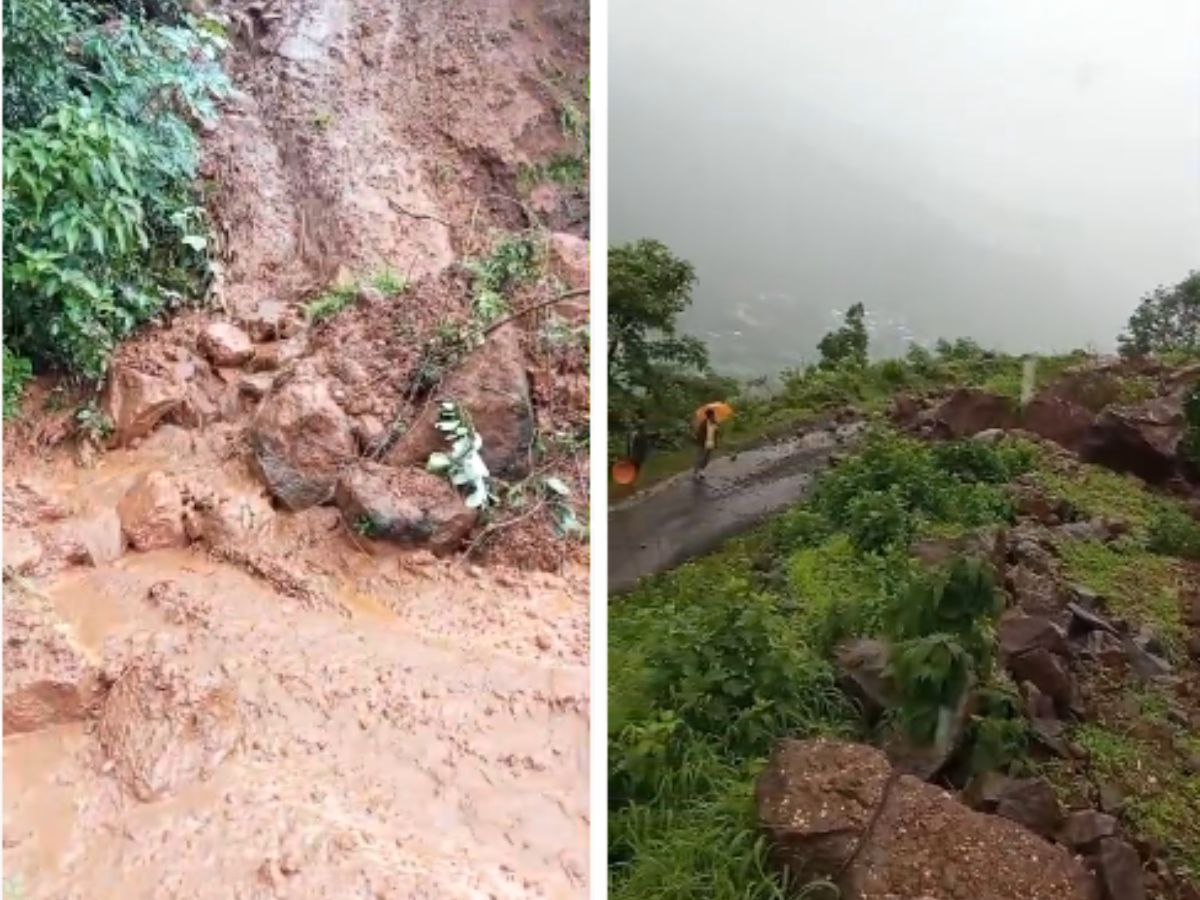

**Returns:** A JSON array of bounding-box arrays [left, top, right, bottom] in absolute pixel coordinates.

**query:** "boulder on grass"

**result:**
[[755, 739, 1094, 900]]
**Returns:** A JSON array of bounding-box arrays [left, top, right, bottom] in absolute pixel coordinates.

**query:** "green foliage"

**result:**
[[1118, 270, 1200, 356], [467, 235, 538, 324], [369, 268, 407, 297], [1185, 383, 1200, 464], [812, 431, 1018, 551], [540, 475, 584, 537], [75, 400, 114, 442], [303, 281, 357, 323], [426, 400, 494, 509], [3, 0, 229, 379], [884, 559, 1002, 742], [1147, 501, 1200, 561], [608, 240, 709, 418], [3, 346, 33, 419], [817, 302, 868, 370]]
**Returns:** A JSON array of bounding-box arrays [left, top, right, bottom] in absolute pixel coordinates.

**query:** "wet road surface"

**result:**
[[609, 422, 864, 593]]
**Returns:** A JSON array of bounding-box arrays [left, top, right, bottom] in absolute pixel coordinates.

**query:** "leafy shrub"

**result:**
[[3, 0, 229, 379], [812, 430, 1016, 544], [467, 235, 538, 324], [1185, 383, 1200, 465], [3, 346, 33, 419], [885, 558, 1003, 742], [1118, 270, 1200, 356], [1147, 501, 1200, 561], [844, 487, 913, 554]]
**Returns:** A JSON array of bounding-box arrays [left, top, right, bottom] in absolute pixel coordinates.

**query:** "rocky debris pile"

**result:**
[[3, 582, 105, 735], [894, 361, 1200, 486], [98, 643, 242, 802], [756, 738, 1096, 899]]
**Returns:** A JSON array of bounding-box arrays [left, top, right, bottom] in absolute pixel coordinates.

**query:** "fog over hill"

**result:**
[[611, 0, 1200, 377]]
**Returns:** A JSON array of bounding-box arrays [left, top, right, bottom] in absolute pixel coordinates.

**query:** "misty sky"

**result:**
[[611, 0, 1200, 377]]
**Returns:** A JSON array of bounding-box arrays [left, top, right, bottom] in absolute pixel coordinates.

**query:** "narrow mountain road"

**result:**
[[608, 421, 864, 593]]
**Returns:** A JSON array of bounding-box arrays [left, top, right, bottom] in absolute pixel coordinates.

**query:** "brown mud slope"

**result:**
[[3, 1, 590, 897]]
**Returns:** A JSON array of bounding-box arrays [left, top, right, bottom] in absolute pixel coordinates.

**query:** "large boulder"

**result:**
[[384, 325, 534, 479], [1021, 397, 1096, 454], [755, 739, 1095, 899], [3, 583, 104, 734], [98, 649, 241, 802], [333, 463, 477, 555], [249, 374, 356, 510], [117, 471, 186, 551], [101, 363, 189, 446], [919, 388, 1019, 438], [1080, 393, 1187, 484], [1095, 837, 1146, 900]]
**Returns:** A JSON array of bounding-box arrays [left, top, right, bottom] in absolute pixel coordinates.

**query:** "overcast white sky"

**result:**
[[611, 0, 1200, 375]]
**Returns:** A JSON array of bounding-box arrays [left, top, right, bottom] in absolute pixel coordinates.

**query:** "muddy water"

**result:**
[[608, 423, 863, 593], [5, 0, 590, 893]]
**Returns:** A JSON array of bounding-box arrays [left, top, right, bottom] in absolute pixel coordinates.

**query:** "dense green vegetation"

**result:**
[[609, 430, 1048, 898], [1118, 270, 1200, 357], [2, 0, 228, 406], [610, 424, 1200, 896]]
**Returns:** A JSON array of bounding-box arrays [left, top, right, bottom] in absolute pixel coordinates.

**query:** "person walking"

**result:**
[[693, 406, 719, 479]]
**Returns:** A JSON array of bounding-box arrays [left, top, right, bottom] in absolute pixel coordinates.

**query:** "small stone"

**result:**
[[1059, 809, 1116, 850], [198, 322, 254, 367], [534, 634, 552, 651]]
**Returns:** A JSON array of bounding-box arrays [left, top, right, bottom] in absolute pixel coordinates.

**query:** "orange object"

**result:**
[[692, 401, 734, 428], [612, 458, 638, 485]]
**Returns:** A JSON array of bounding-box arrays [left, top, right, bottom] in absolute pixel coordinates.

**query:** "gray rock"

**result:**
[[1095, 837, 1146, 900]]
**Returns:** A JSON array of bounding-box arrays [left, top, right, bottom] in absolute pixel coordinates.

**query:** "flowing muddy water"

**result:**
[[3, 0, 590, 896]]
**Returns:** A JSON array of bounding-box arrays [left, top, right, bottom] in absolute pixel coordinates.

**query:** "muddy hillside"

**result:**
[[3, 1, 590, 897]]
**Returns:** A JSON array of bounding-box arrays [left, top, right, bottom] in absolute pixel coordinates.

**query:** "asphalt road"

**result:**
[[608, 422, 864, 593]]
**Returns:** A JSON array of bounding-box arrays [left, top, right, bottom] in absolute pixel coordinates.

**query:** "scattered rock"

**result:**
[[384, 325, 534, 479], [547, 232, 588, 290], [1008, 565, 1064, 616], [237, 300, 300, 342], [993, 776, 1064, 839], [1123, 635, 1173, 680], [246, 336, 307, 373], [198, 322, 254, 367], [920, 388, 1019, 438], [55, 508, 125, 567], [333, 462, 477, 555], [3, 530, 44, 576], [1098, 782, 1127, 815], [1067, 601, 1119, 637], [102, 364, 188, 445], [1082, 394, 1187, 485], [999, 613, 1069, 658], [835, 638, 893, 721], [1095, 837, 1147, 900], [117, 471, 186, 551], [1008, 647, 1073, 711], [249, 375, 356, 510], [98, 650, 241, 802], [755, 739, 1094, 899], [181, 484, 274, 548], [3, 584, 104, 734], [1060, 811, 1113, 854]]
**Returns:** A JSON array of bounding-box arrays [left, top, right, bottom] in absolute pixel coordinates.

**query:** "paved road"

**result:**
[[608, 422, 864, 593]]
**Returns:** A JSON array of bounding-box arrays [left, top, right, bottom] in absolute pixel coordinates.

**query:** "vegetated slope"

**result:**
[[609, 351, 1200, 900], [3, 1, 591, 898]]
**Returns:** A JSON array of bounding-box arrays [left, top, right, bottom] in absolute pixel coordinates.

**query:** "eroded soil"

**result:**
[[3, 0, 590, 896]]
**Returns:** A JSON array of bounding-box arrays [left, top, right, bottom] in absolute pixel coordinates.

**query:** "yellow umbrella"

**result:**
[[692, 401, 734, 428]]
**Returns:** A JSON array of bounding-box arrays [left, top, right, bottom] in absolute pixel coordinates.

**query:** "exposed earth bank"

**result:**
[[3, 1, 590, 897]]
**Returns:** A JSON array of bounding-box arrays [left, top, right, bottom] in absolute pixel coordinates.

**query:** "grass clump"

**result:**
[[466, 235, 539, 325], [1058, 539, 1186, 649], [1032, 461, 1159, 532], [369, 267, 407, 297], [1147, 501, 1200, 560], [303, 281, 357, 323], [1069, 724, 1200, 879]]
